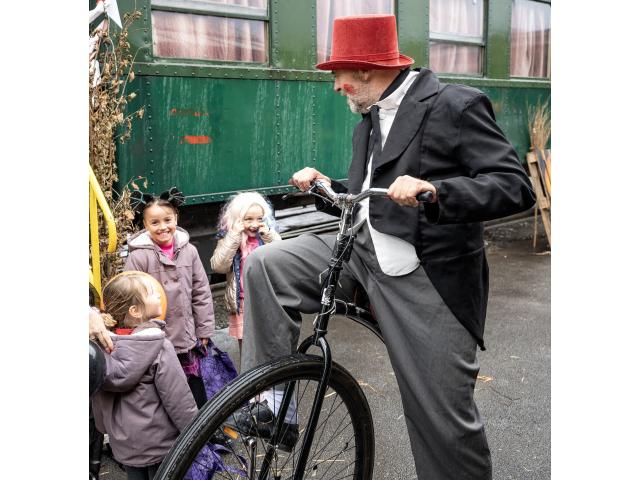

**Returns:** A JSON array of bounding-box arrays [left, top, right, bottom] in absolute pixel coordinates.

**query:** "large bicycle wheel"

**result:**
[[155, 354, 375, 480]]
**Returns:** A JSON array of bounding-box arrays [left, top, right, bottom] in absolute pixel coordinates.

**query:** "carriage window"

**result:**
[[510, 0, 550, 78], [316, 0, 395, 63], [151, 0, 268, 63], [429, 0, 485, 75]]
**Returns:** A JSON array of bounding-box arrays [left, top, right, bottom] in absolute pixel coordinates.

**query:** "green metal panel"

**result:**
[[397, 0, 429, 68], [314, 83, 361, 176], [472, 84, 551, 160], [116, 0, 153, 63], [486, 0, 512, 79], [271, 0, 315, 69], [118, 76, 359, 204], [114, 0, 550, 205]]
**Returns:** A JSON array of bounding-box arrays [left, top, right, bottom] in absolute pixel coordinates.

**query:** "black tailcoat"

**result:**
[[319, 68, 536, 349]]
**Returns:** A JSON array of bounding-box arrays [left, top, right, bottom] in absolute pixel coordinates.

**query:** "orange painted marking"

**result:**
[[170, 108, 210, 117], [181, 135, 211, 144]]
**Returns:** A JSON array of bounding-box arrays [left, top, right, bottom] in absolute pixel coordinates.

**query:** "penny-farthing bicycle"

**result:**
[[155, 182, 432, 480]]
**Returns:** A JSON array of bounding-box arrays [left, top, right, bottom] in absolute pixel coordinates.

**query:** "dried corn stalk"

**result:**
[[89, 10, 144, 284]]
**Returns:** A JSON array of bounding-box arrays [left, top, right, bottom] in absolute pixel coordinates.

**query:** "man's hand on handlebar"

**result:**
[[387, 175, 437, 207], [289, 167, 331, 192]]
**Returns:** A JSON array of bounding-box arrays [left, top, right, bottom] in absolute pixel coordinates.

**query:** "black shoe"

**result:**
[[210, 429, 232, 448], [224, 400, 299, 452]]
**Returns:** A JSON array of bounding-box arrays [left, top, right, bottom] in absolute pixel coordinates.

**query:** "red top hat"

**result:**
[[316, 14, 414, 71]]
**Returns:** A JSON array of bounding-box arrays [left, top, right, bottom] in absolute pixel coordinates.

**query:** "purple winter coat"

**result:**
[[124, 227, 215, 354], [91, 320, 198, 467]]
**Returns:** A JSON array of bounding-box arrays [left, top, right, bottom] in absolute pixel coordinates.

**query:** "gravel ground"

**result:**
[[214, 298, 230, 330]]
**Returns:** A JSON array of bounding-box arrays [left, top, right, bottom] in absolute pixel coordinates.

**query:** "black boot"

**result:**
[[89, 405, 103, 479]]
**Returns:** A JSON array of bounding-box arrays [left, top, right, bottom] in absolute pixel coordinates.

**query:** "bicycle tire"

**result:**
[[155, 353, 375, 480]]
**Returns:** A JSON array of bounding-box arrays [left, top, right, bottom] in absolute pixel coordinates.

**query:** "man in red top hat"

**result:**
[[240, 14, 535, 479]]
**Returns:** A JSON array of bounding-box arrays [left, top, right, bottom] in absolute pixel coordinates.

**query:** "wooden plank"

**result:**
[[526, 152, 550, 209], [540, 207, 551, 244], [526, 151, 551, 246]]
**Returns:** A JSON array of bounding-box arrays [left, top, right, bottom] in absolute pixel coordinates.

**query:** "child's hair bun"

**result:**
[[129, 187, 185, 220], [159, 187, 185, 208], [130, 189, 155, 214]]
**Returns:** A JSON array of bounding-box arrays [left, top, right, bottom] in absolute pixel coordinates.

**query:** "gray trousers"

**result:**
[[242, 224, 492, 479]]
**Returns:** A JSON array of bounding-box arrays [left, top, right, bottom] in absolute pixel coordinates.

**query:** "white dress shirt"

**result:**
[[353, 70, 421, 276]]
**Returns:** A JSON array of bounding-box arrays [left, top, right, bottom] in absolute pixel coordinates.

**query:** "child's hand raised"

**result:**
[[231, 219, 245, 234], [258, 222, 269, 235]]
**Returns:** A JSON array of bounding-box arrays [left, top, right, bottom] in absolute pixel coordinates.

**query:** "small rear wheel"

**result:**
[[155, 354, 375, 480]]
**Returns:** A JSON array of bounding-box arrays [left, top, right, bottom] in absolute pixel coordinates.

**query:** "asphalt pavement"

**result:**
[[99, 216, 550, 480]]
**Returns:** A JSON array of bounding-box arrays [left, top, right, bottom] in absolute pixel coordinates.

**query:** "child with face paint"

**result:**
[[211, 192, 281, 360], [124, 188, 215, 409]]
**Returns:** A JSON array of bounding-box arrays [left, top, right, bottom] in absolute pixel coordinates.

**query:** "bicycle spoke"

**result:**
[[278, 378, 312, 468], [314, 443, 357, 480], [305, 418, 356, 478], [307, 386, 342, 464], [307, 428, 356, 477]]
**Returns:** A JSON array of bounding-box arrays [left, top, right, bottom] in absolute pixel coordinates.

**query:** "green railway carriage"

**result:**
[[114, 0, 551, 276]]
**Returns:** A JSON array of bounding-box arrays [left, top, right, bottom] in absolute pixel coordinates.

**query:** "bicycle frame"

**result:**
[[258, 182, 389, 479]]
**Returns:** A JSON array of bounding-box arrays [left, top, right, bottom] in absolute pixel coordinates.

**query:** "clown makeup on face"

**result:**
[[143, 203, 177, 246], [242, 204, 265, 237], [332, 70, 378, 114]]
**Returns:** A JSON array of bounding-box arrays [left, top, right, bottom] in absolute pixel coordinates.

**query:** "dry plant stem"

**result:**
[[89, 11, 144, 284], [527, 99, 551, 151]]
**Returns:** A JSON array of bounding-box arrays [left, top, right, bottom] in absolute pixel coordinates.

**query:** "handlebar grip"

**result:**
[[417, 191, 434, 203]]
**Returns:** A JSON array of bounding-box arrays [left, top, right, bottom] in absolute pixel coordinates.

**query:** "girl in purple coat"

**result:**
[[124, 188, 215, 408], [91, 272, 198, 480]]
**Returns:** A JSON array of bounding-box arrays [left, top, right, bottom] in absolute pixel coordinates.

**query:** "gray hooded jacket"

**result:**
[[91, 321, 198, 467], [124, 227, 215, 354]]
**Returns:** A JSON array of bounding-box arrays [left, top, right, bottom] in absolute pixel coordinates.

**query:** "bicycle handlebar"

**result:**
[[417, 191, 434, 203], [283, 181, 434, 207], [313, 181, 434, 205]]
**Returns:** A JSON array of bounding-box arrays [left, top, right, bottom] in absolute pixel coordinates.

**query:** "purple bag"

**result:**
[[183, 342, 242, 480], [185, 443, 247, 480], [198, 341, 238, 401]]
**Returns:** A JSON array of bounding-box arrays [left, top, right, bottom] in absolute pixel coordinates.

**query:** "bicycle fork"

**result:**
[[256, 336, 332, 480], [257, 225, 351, 479]]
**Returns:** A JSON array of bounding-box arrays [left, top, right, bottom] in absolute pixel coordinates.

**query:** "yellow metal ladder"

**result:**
[[89, 165, 117, 302]]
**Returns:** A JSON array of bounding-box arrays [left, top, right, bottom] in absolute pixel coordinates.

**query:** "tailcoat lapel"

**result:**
[[373, 70, 441, 172]]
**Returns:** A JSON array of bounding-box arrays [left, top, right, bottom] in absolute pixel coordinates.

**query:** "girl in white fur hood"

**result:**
[[210, 192, 281, 361]]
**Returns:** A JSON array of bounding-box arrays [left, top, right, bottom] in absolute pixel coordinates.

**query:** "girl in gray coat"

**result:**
[[91, 271, 198, 480], [125, 188, 215, 408]]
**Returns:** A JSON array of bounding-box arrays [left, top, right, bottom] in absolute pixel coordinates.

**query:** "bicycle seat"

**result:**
[[353, 284, 372, 315], [334, 285, 383, 342]]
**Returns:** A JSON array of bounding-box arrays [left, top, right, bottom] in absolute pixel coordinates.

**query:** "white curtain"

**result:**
[[510, 0, 550, 78], [429, 0, 483, 75], [316, 0, 394, 63], [152, 0, 267, 62]]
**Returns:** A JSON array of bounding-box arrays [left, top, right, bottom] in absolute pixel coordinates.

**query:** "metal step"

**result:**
[[274, 204, 339, 238]]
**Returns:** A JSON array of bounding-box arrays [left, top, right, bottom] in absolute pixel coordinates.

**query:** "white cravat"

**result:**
[[354, 70, 420, 276]]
